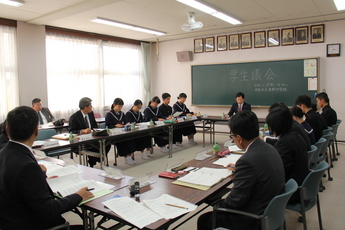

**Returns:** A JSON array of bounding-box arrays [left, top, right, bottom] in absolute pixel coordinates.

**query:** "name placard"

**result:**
[[155, 121, 165, 126], [43, 141, 60, 148], [191, 116, 198, 120], [110, 128, 123, 135], [138, 125, 148, 130], [177, 117, 184, 122], [79, 133, 92, 141]]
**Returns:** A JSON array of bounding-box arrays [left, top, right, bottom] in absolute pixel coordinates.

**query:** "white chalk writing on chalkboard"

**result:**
[[240, 70, 249, 81], [228, 68, 278, 82], [254, 82, 289, 92], [251, 69, 262, 81], [264, 68, 277, 80]]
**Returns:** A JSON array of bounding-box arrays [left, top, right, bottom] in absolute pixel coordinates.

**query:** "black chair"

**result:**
[[286, 161, 329, 230], [46, 222, 70, 230]]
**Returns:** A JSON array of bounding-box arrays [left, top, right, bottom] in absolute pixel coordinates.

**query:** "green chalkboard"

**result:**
[[192, 58, 319, 107]]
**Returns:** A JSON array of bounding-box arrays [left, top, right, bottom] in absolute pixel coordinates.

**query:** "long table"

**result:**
[[81, 153, 233, 230]]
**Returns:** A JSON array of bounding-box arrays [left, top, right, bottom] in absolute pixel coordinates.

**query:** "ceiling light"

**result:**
[[0, 0, 24, 7], [333, 0, 345, 11], [92, 17, 166, 36], [177, 0, 242, 25]]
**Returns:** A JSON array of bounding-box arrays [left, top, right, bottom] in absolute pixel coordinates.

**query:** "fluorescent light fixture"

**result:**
[[92, 17, 166, 36], [334, 0, 345, 11], [0, 0, 24, 7], [177, 0, 242, 25]]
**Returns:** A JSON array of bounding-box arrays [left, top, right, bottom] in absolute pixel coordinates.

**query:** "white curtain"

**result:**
[[140, 42, 151, 108], [102, 41, 144, 112], [46, 33, 104, 119], [0, 25, 19, 122]]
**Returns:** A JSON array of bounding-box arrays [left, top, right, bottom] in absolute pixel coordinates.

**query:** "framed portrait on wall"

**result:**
[[241, 32, 252, 49], [281, 28, 294, 46], [229, 34, 239, 50], [217, 35, 227, 51], [311, 24, 324, 43], [268, 30, 280, 47], [254, 31, 266, 48], [194, 38, 204, 53], [295, 26, 308, 44], [205, 37, 215, 52]]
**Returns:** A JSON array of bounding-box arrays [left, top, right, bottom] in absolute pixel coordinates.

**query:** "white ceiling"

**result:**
[[1, 0, 345, 42]]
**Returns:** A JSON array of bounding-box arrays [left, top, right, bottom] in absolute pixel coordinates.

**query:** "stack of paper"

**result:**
[[102, 194, 197, 229], [38, 160, 82, 178], [213, 154, 242, 167], [173, 167, 232, 190]]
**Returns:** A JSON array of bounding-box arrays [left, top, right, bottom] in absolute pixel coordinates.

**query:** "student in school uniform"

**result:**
[[172, 93, 197, 145], [266, 106, 309, 202], [290, 106, 316, 145], [143, 96, 170, 153], [125, 99, 153, 159], [295, 95, 327, 141], [315, 92, 337, 127], [105, 98, 136, 165], [159, 93, 183, 147], [227, 92, 251, 117]]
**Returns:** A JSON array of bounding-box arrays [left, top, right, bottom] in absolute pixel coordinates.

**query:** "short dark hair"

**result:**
[[111, 98, 124, 109], [79, 97, 92, 110], [229, 110, 259, 140], [266, 107, 292, 136], [148, 96, 161, 106], [269, 102, 287, 113], [162, 93, 171, 100], [315, 92, 329, 104], [290, 106, 304, 118], [178, 93, 187, 99], [133, 99, 143, 106], [235, 92, 245, 98], [6, 106, 38, 141], [32, 98, 41, 105], [311, 103, 317, 112], [295, 95, 311, 108]]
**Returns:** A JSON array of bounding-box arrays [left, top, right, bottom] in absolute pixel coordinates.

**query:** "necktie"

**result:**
[[85, 116, 89, 128], [38, 112, 43, 125], [238, 104, 242, 112]]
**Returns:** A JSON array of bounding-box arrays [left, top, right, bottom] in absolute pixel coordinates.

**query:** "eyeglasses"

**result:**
[[229, 134, 237, 140]]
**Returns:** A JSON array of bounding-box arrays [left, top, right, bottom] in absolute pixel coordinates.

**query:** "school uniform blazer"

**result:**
[[143, 106, 166, 121], [172, 102, 193, 116], [305, 110, 327, 142], [69, 110, 98, 134], [0, 142, 82, 230], [227, 102, 251, 117], [159, 104, 172, 118], [218, 139, 285, 230], [320, 105, 337, 127], [0, 133, 9, 150], [125, 109, 144, 124], [41, 107, 55, 122], [105, 110, 126, 128]]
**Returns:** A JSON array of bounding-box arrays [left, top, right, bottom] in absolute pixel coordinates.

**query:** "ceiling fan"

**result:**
[[181, 12, 203, 32]]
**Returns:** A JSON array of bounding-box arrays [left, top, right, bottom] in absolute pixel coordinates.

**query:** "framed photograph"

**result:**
[[241, 32, 252, 49], [194, 38, 204, 53], [295, 26, 308, 44], [311, 24, 324, 43], [205, 37, 215, 52], [254, 31, 266, 48], [229, 34, 239, 50], [217, 36, 227, 51], [268, 30, 280, 47], [281, 28, 294, 46]]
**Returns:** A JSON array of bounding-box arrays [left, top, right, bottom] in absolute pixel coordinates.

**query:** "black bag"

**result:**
[[53, 118, 65, 126], [92, 129, 109, 136]]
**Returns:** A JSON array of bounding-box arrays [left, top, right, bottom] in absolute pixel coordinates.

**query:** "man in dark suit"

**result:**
[[316, 92, 337, 127], [32, 98, 55, 124], [0, 121, 9, 150], [227, 92, 251, 117], [197, 111, 285, 230], [295, 95, 327, 141], [0, 106, 93, 230], [69, 97, 110, 167]]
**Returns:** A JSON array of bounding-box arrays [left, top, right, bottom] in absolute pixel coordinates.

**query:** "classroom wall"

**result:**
[[151, 19, 345, 140], [17, 21, 48, 107]]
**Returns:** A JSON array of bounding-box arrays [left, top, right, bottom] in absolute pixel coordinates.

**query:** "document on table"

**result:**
[[47, 173, 114, 197], [176, 167, 232, 187], [103, 197, 163, 229], [143, 194, 197, 220], [173, 111, 182, 117], [213, 154, 242, 167], [38, 160, 82, 178]]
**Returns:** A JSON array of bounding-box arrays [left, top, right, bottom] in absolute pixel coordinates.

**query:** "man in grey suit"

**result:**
[[32, 98, 55, 124], [197, 111, 285, 230]]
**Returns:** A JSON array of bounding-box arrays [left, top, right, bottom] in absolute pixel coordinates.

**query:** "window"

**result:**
[[0, 25, 19, 122]]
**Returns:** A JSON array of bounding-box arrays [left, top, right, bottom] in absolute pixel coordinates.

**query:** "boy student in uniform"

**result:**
[[159, 93, 183, 147], [144, 96, 170, 153], [125, 99, 153, 159], [172, 93, 197, 145], [227, 92, 251, 117], [315, 92, 337, 127], [290, 106, 316, 145], [105, 98, 136, 165]]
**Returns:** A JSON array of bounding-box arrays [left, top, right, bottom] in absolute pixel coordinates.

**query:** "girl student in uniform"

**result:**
[[143, 96, 171, 153], [105, 98, 137, 165], [172, 93, 197, 145], [125, 99, 153, 159]]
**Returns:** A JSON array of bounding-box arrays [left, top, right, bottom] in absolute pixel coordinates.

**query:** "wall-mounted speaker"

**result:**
[[176, 51, 193, 62]]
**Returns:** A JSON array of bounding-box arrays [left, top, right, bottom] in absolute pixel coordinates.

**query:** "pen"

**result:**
[[165, 203, 188, 209], [86, 188, 95, 191]]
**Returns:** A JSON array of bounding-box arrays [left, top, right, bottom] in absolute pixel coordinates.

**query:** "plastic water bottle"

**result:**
[[221, 113, 226, 119], [150, 119, 155, 127], [106, 126, 110, 134], [213, 142, 220, 154], [130, 123, 135, 130], [264, 123, 269, 135], [69, 132, 74, 143]]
